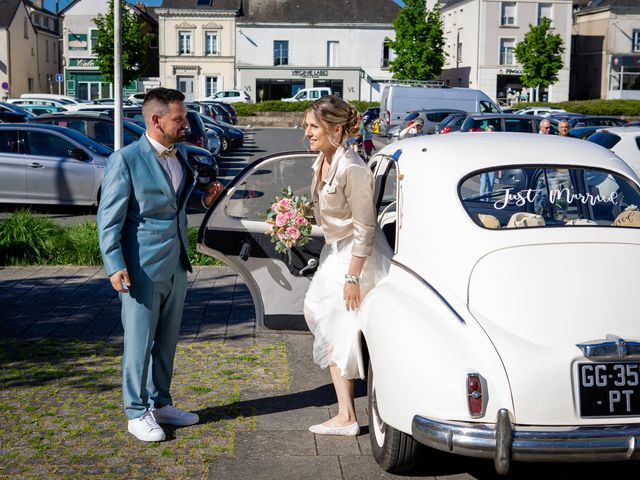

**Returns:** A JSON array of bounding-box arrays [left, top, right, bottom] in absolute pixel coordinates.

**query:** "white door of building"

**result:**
[[177, 76, 194, 102]]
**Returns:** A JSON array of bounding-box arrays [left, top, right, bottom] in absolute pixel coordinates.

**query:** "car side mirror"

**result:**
[[68, 148, 89, 161]]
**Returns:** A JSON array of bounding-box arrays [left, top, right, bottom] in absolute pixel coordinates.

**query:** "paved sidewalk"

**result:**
[[0, 266, 443, 480]]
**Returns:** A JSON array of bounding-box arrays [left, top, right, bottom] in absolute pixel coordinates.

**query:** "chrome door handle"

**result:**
[[298, 258, 318, 275], [28, 162, 44, 168]]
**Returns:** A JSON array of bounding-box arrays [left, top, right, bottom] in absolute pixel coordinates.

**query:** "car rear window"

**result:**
[[459, 166, 640, 229], [504, 118, 534, 133], [587, 132, 622, 149]]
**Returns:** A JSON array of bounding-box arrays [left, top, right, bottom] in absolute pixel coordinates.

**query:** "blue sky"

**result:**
[[45, 0, 402, 13]]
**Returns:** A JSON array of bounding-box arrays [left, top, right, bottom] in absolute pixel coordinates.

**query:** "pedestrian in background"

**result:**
[[399, 117, 424, 140], [558, 120, 570, 137], [539, 119, 553, 134], [98, 88, 223, 442]]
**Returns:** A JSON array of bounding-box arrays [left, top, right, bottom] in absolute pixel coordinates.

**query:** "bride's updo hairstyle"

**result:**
[[305, 95, 360, 148]]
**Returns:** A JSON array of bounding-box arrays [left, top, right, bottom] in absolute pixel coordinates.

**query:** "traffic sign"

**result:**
[[55, 73, 63, 82], [1, 82, 8, 90]]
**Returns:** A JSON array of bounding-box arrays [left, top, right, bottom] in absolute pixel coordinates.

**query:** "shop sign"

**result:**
[[69, 58, 98, 68], [498, 68, 523, 75], [291, 69, 329, 78]]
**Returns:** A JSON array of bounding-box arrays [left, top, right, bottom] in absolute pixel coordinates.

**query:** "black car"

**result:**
[[187, 102, 234, 125], [214, 102, 238, 125], [460, 113, 544, 133], [29, 111, 218, 188], [200, 114, 244, 151], [121, 106, 209, 151]]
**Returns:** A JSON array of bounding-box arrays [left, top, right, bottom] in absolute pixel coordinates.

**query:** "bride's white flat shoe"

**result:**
[[309, 422, 360, 436]]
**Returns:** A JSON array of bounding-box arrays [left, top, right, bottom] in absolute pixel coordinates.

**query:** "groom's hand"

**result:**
[[110, 269, 131, 293], [203, 181, 224, 208]]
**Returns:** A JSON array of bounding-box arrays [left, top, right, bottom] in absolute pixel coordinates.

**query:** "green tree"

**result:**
[[92, 0, 154, 85], [385, 0, 446, 80], [514, 17, 564, 101]]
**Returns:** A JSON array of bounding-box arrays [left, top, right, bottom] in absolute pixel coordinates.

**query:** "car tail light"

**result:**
[[386, 111, 390, 125], [467, 373, 485, 417], [468, 127, 482, 132], [441, 126, 451, 134]]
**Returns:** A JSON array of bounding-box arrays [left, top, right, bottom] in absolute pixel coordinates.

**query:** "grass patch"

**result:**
[[0, 210, 224, 267], [0, 338, 287, 478]]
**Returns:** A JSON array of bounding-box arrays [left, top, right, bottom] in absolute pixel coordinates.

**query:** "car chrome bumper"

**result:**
[[412, 409, 640, 474]]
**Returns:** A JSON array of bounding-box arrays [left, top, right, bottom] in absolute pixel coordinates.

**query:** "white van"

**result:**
[[282, 87, 331, 102], [378, 85, 501, 135], [20, 93, 83, 105]]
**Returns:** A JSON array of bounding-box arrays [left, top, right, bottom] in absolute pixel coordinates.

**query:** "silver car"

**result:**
[[0, 124, 112, 205]]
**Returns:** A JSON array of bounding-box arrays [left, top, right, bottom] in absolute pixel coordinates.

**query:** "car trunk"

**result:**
[[467, 242, 640, 425]]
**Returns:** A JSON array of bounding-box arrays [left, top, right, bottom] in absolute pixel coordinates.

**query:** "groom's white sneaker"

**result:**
[[151, 405, 199, 426], [128, 411, 165, 442]]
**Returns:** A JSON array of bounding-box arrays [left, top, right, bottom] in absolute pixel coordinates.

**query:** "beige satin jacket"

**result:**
[[310, 146, 376, 257]]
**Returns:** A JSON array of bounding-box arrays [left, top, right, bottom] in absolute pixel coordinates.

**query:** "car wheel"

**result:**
[[368, 360, 420, 473], [220, 136, 229, 151]]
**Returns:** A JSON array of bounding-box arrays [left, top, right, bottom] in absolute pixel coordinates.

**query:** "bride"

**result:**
[[303, 95, 390, 436]]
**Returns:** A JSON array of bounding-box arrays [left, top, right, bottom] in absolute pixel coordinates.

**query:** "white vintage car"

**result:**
[[197, 133, 640, 474]]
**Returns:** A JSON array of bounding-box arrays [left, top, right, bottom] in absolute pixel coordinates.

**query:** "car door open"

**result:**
[[198, 152, 323, 331]]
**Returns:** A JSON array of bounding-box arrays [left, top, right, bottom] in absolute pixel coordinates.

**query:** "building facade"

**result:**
[[60, 0, 158, 100], [438, 0, 572, 104], [0, 0, 60, 98], [236, 0, 399, 102], [572, 0, 640, 100], [157, 0, 240, 102]]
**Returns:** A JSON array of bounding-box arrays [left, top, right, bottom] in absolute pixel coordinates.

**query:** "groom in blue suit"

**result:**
[[98, 88, 223, 442]]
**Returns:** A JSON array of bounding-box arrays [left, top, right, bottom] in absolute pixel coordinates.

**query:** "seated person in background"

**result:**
[[399, 117, 424, 140]]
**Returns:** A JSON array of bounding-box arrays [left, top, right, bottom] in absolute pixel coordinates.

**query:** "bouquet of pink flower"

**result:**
[[264, 186, 313, 254]]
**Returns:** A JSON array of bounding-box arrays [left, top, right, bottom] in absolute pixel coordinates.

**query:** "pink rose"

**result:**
[[286, 210, 296, 219], [275, 213, 288, 227], [271, 203, 278, 212], [286, 226, 301, 240], [295, 216, 307, 226], [277, 198, 291, 211]]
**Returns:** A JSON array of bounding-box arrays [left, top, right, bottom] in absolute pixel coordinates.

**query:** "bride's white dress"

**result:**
[[303, 230, 391, 379]]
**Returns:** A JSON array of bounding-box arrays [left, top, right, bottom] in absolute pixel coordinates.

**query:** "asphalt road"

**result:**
[[0, 126, 311, 227]]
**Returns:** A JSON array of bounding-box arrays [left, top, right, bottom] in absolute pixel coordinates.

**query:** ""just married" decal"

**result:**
[[493, 187, 619, 210]]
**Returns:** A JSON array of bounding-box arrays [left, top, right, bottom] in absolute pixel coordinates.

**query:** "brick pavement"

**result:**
[[0, 266, 445, 480]]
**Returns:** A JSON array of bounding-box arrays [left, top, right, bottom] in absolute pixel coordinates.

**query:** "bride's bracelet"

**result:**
[[345, 273, 360, 285]]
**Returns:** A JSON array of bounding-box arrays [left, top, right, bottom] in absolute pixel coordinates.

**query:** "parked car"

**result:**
[[126, 92, 147, 104], [211, 101, 238, 125], [514, 106, 566, 116], [0, 123, 112, 205], [19, 93, 83, 104], [199, 114, 244, 151], [187, 102, 233, 125], [567, 125, 603, 140], [435, 112, 469, 134], [29, 111, 218, 187], [460, 113, 544, 133], [568, 116, 629, 128], [281, 87, 331, 102], [378, 84, 501, 135], [121, 106, 209, 151], [0, 101, 37, 120], [389, 109, 466, 139], [196, 134, 640, 475], [587, 126, 640, 177], [203, 89, 252, 104]]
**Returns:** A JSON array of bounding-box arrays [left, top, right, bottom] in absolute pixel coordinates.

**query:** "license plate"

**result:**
[[578, 362, 640, 417]]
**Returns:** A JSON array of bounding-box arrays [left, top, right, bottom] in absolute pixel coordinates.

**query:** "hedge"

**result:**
[[234, 100, 380, 116], [511, 99, 640, 117]]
